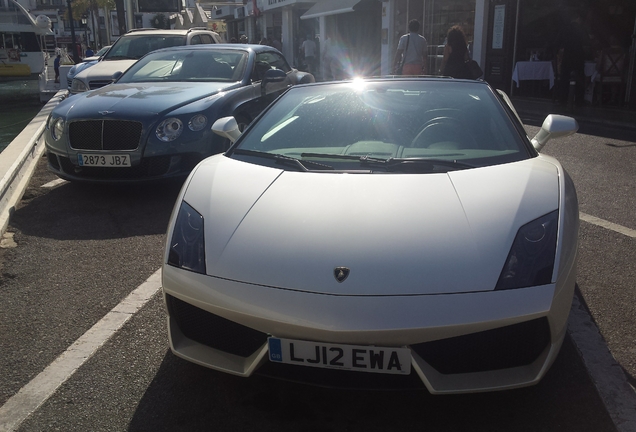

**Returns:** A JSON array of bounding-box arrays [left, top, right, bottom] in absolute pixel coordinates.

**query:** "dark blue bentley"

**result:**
[[45, 44, 314, 182]]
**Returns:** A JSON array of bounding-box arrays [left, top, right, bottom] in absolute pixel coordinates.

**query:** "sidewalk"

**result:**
[[39, 63, 64, 104], [511, 96, 636, 130]]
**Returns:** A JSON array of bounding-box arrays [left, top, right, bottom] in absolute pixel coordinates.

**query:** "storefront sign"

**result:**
[[209, 21, 227, 33], [262, 0, 303, 12], [492, 4, 505, 50]]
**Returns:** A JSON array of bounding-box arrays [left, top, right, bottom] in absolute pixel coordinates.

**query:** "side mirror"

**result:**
[[212, 116, 242, 143], [111, 71, 123, 82], [261, 68, 287, 96], [531, 114, 579, 152]]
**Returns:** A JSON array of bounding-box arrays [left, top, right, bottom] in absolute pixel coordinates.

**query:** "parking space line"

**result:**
[[580, 212, 636, 238], [0, 269, 162, 432], [568, 294, 636, 432], [41, 179, 67, 188]]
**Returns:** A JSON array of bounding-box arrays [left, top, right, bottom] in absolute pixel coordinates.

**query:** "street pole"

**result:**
[[66, 0, 80, 64]]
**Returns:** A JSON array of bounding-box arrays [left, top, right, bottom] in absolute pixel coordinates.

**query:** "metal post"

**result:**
[[624, 15, 636, 105], [126, 0, 135, 32], [66, 0, 80, 64]]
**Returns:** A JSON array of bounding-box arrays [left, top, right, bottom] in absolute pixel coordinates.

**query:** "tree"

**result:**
[[66, 0, 114, 48], [113, 0, 127, 36]]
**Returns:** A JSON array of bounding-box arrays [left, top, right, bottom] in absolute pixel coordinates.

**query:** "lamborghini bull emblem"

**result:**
[[334, 267, 350, 283]]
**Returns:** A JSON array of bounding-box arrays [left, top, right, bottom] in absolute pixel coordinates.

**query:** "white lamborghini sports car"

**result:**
[[162, 77, 580, 394]]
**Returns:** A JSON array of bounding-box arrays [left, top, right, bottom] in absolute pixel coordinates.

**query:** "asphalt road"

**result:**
[[0, 120, 633, 431]]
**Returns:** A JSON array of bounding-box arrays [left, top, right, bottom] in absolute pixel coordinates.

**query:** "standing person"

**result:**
[[392, 19, 428, 75], [439, 25, 472, 79], [322, 34, 334, 80], [85, 46, 94, 57], [54, 51, 61, 83], [301, 34, 317, 74], [271, 35, 282, 52], [554, 11, 589, 105]]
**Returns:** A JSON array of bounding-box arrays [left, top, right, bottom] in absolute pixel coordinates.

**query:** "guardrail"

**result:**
[[0, 89, 67, 236]]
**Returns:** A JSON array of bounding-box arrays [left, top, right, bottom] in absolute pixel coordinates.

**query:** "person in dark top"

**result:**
[[54, 52, 61, 83], [554, 12, 590, 105], [439, 25, 472, 79]]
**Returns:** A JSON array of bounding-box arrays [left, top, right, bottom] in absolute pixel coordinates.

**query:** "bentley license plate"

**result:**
[[78, 154, 131, 167], [268, 337, 411, 375]]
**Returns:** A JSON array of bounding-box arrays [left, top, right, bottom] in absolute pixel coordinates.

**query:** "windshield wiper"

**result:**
[[232, 149, 333, 171], [105, 55, 138, 60], [301, 153, 388, 162], [361, 157, 475, 172]]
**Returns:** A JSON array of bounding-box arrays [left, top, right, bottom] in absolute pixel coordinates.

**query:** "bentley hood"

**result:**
[[181, 156, 561, 295], [58, 82, 240, 119]]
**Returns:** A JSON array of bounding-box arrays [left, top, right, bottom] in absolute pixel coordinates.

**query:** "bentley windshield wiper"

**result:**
[[361, 157, 475, 173], [104, 55, 138, 60], [232, 149, 333, 171]]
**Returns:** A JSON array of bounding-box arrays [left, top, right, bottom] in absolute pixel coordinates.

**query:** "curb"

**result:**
[[0, 89, 67, 236]]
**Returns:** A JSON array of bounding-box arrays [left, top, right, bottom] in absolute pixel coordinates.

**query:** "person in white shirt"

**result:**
[[392, 19, 428, 76], [301, 35, 317, 74]]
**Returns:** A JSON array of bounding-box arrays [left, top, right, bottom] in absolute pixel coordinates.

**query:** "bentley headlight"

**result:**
[[156, 118, 184, 142], [51, 117, 65, 141], [495, 210, 558, 290], [71, 79, 88, 93], [167, 201, 206, 274], [188, 114, 207, 131]]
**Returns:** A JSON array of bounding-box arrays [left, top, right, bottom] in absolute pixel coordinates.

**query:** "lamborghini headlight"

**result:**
[[167, 201, 206, 274], [495, 210, 558, 290], [156, 118, 184, 142]]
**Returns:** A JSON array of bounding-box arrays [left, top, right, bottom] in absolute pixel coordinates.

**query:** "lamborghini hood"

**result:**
[[182, 156, 560, 295]]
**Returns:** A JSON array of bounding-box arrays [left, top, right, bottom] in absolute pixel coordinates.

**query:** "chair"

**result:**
[[597, 47, 626, 106]]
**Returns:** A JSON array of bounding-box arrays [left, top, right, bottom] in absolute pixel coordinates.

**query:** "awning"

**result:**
[[300, 0, 359, 20]]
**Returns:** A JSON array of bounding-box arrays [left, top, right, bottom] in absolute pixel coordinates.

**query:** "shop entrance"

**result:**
[[484, 0, 517, 93]]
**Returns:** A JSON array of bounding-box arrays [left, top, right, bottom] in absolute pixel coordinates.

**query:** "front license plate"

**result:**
[[268, 337, 411, 375], [77, 154, 131, 167]]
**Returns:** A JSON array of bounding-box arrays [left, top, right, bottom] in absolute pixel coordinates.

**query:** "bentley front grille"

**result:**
[[69, 120, 142, 151]]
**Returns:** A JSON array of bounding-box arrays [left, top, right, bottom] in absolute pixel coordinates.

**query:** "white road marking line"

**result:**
[[0, 269, 162, 432], [568, 294, 636, 432], [580, 212, 636, 238], [41, 179, 67, 188]]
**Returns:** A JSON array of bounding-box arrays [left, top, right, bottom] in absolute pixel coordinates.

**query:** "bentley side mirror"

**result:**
[[261, 68, 287, 97], [111, 71, 123, 82]]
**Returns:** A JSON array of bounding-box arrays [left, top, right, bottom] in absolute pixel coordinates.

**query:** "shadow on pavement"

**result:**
[[128, 335, 616, 432]]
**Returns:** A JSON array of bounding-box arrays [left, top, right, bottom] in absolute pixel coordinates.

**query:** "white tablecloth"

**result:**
[[512, 61, 555, 89], [584, 61, 598, 82]]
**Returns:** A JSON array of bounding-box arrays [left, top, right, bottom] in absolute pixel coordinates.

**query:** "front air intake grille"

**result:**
[[166, 294, 268, 358], [411, 318, 550, 375], [69, 120, 142, 151], [47, 152, 60, 170]]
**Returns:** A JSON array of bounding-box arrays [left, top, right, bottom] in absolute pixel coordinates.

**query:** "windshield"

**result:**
[[231, 80, 532, 172], [95, 45, 111, 56], [117, 49, 248, 83], [104, 35, 186, 60]]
